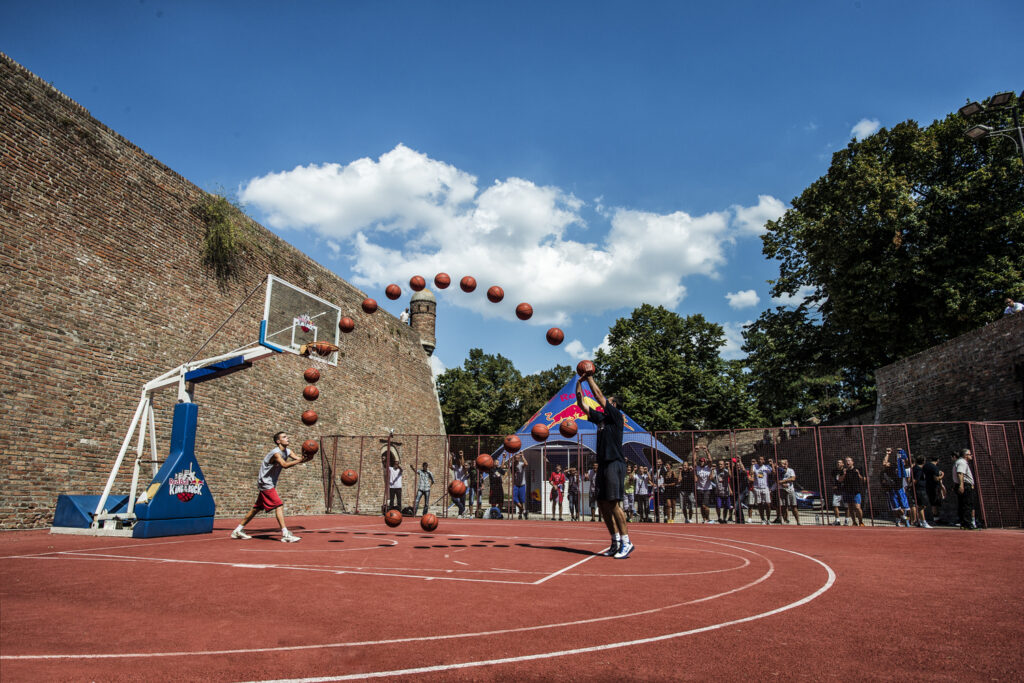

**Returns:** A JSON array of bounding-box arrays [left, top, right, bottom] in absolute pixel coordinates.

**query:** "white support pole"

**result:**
[[93, 393, 148, 524], [126, 398, 149, 516], [147, 400, 158, 478]]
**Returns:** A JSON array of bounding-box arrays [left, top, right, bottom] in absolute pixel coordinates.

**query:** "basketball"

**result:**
[[460, 276, 476, 292], [487, 285, 504, 303], [303, 385, 319, 401], [546, 328, 564, 345], [515, 303, 533, 320], [409, 275, 426, 291], [303, 367, 320, 383], [384, 509, 403, 527], [577, 359, 595, 377], [339, 316, 355, 333], [301, 439, 319, 456], [434, 272, 451, 289], [420, 513, 438, 532], [385, 284, 401, 300], [559, 418, 578, 438], [341, 469, 358, 486], [504, 434, 521, 452], [301, 409, 318, 426], [531, 423, 549, 441], [476, 453, 494, 471], [362, 298, 378, 314], [448, 479, 466, 497]]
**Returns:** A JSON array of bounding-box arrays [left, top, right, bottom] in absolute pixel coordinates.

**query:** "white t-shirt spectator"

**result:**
[[389, 466, 403, 489], [695, 465, 714, 491], [634, 472, 649, 495], [955, 457, 974, 486], [1004, 301, 1024, 315], [781, 467, 796, 493], [753, 464, 772, 491]]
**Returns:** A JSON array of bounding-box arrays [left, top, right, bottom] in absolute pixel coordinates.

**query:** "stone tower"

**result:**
[[409, 288, 437, 356]]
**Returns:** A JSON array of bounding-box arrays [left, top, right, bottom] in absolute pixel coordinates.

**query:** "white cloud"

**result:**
[[428, 354, 446, 380], [564, 334, 611, 361], [720, 321, 752, 360], [771, 285, 818, 308], [732, 195, 786, 235], [851, 118, 881, 140], [241, 144, 764, 325], [326, 239, 341, 256], [726, 289, 760, 309]]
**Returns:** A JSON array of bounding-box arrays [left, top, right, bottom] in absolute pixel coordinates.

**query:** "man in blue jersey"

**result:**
[[576, 375, 633, 559]]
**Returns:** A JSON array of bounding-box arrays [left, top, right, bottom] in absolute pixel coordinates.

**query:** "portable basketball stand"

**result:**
[[51, 275, 341, 538]]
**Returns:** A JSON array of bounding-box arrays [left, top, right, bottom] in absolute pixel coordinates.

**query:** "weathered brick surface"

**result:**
[[0, 54, 444, 529], [875, 313, 1024, 423]]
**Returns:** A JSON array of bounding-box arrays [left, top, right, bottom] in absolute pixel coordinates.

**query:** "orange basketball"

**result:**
[[420, 513, 439, 532], [448, 479, 467, 497], [515, 303, 533, 320], [559, 419, 578, 438], [362, 298, 378, 314], [476, 453, 494, 471], [341, 469, 358, 486], [546, 328, 564, 345], [303, 367, 320, 383], [504, 434, 521, 452], [487, 286, 504, 303], [303, 385, 319, 401], [531, 423, 549, 442], [410, 275, 426, 291], [434, 272, 451, 289], [339, 316, 355, 333], [460, 276, 476, 292], [385, 284, 401, 300], [301, 439, 319, 456], [384, 509, 403, 527], [301, 409, 318, 426], [576, 359, 595, 377]]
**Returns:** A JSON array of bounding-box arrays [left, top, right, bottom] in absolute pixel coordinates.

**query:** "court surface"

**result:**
[[1, 516, 1021, 681]]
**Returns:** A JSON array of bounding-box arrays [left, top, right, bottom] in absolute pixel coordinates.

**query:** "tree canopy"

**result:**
[[745, 96, 1024, 423], [594, 304, 762, 430]]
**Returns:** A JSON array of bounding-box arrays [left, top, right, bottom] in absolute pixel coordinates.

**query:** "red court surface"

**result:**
[[1, 517, 1022, 681]]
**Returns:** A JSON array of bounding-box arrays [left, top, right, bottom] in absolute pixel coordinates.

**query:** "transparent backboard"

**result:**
[[260, 275, 341, 365]]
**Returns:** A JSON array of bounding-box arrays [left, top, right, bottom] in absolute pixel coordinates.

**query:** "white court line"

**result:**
[[1, 536, 777, 661], [242, 538, 835, 682], [532, 554, 595, 585]]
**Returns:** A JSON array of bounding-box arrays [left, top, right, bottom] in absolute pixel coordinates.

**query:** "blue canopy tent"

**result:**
[[489, 375, 681, 468]]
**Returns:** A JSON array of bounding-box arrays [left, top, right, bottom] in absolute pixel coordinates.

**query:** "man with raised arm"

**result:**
[[576, 375, 633, 559]]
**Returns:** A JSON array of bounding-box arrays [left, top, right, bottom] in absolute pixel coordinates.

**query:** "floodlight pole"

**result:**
[[961, 92, 1024, 168]]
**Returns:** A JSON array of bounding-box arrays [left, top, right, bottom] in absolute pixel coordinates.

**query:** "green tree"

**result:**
[[435, 350, 572, 435], [750, 96, 1024, 419], [594, 304, 762, 430]]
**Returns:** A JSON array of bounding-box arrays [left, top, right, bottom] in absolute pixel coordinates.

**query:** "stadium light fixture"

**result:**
[[960, 91, 1024, 167], [965, 125, 993, 140], [959, 101, 984, 117]]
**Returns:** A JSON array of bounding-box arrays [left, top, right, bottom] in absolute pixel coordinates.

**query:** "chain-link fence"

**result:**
[[317, 422, 1024, 528]]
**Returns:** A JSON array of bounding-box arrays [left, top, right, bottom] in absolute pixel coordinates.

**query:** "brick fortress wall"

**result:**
[[0, 54, 445, 528], [874, 312, 1024, 424]]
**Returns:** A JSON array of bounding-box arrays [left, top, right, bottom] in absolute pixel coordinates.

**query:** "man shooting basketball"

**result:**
[[576, 375, 633, 559], [231, 432, 309, 543]]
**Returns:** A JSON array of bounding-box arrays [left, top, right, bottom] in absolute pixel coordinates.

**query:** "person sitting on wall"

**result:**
[[1004, 297, 1024, 315]]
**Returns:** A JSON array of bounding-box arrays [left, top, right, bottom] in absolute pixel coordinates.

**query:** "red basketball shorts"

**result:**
[[254, 488, 284, 511]]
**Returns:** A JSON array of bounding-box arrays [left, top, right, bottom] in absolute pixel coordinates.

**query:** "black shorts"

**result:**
[[596, 459, 625, 502]]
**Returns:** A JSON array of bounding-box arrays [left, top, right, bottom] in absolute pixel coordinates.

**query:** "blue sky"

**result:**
[[3, 1, 1022, 377]]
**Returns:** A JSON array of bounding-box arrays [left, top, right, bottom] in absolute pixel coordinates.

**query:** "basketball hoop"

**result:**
[[299, 341, 339, 370]]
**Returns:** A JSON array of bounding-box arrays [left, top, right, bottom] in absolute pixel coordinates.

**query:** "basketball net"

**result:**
[[299, 341, 339, 372]]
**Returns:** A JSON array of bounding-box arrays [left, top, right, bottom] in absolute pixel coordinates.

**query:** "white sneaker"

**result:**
[[230, 529, 251, 540], [281, 533, 301, 543], [920, 520, 933, 529], [613, 541, 634, 559], [705, 520, 716, 524]]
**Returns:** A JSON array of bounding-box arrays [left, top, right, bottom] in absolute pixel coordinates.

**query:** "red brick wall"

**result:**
[[0, 53, 444, 528], [874, 313, 1024, 424]]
